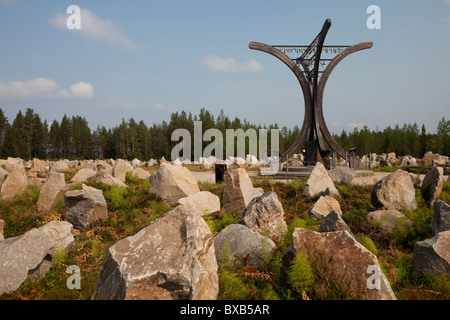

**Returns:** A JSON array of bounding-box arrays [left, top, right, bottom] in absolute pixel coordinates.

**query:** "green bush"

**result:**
[[288, 250, 314, 293], [125, 171, 140, 184], [103, 186, 130, 211], [355, 234, 378, 256]]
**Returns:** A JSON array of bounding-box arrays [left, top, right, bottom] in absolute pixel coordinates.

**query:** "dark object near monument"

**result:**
[[249, 19, 372, 169], [215, 163, 227, 183]]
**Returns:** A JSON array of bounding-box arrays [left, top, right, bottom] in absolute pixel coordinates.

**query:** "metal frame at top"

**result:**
[[249, 19, 373, 169]]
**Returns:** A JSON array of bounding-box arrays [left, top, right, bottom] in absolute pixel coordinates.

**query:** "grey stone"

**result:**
[[240, 192, 287, 240], [65, 185, 108, 229], [371, 169, 417, 211], [37, 172, 66, 212], [1, 162, 29, 200], [176, 191, 221, 216], [328, 166, 355, 184], [0, 219, 4, 241], [421, 167, 444, 205], [0, 228, 54, 294], [214, 224, 275, 268], [92, 205, 218, 300], [309, 195, 342, 220], [113, 159, 133, 183], [149, 162, 200, 206], [70, 168, 97, 183], [38, 221, 75, 253], [222, 168, 263, 215], [368, 210, 412, 231], [282, 228, 396, 300], [432, 200, 450, 235], [318, 210, 353, 235], [303, 162, 340, 198], [413, 231, 450, 276]]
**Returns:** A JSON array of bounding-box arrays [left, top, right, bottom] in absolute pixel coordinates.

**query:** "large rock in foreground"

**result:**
[[149, 162, 200, 206], [1, 163, 29, 200], [303, 162, 339, 198], [282, 228, 396, 300], [240, 192, 287, 239], [65, 185, 108, 229], [413, 231, 450, 276], [214, 224, 275, 268], [92, 205, 218, 300], [223, 168, 263, 215], [0, 228, 54, 295], [371, 169, 417, 211]]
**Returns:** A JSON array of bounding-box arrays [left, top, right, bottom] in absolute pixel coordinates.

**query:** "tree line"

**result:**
[[0, 107, 448, 161]]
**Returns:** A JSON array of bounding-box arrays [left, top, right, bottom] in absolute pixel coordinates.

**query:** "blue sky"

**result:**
[[0, 0, 449, 134]]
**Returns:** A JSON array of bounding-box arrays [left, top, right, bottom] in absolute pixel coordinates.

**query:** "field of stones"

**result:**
[[0, 153, 449, 300]]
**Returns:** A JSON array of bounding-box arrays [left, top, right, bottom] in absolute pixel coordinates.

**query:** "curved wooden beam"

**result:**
[[312, 19, 331, 152], [316, 41, 373, 159], [249, 42, 313, 162]]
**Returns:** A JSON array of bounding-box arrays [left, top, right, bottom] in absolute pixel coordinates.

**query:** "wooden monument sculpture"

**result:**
[[249, 19, 372, 169]]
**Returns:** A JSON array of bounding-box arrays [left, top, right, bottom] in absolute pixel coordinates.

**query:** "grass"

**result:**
[[1, 167, 449, 300]]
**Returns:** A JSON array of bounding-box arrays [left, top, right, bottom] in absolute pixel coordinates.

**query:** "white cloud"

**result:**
[[347, 122, 367, 129], [153, 102, 175, 112], [202, 55, 264, 74], [102, 97, 137, 110], [50, 9, 139, 53], [0, 78, 93, 100]]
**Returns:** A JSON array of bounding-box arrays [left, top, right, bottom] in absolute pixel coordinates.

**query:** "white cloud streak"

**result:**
[[50, 9, 140, 53], [202, 55, 264, 74], [102, 97, 137, 110], [0, 78, 94, 100]]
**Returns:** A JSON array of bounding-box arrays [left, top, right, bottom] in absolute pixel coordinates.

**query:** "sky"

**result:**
[[0, 0, 449, 134]]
